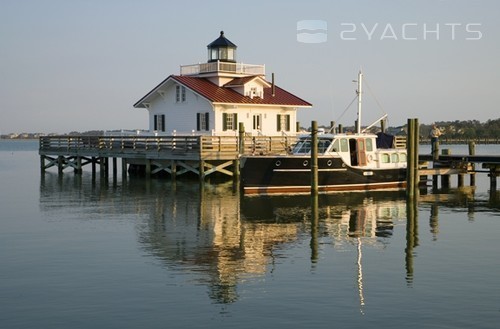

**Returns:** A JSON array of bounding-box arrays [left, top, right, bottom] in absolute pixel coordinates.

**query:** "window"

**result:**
[[366, 138, 373, 152], [340, 139, 349, 152], [222, 113, 238, 131], [253, 114, 262, 130], [318, 139, 332, 153], [277, 114, 291, 132], [399, 153, 407, 163], [391, 153, 399, 163], [176, 85, 186, 103], [292, 139, 311, 154], [381, 154, 390, 163], [332, 139, 340, 152], [154, 114, 165, 132], [197, 112, 209, 131]]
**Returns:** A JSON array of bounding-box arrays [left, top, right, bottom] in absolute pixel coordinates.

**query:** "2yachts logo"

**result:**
[[297, 20, 482, 43], [296, 20, 328, 43]]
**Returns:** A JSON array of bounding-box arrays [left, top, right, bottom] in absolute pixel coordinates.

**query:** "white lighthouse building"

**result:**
[[133, 31, 312, 136]]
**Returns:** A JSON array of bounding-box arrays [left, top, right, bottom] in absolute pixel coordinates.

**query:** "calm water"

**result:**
[[1, 140, 500, 329]]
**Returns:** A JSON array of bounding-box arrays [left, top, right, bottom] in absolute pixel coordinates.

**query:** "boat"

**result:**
[[240, 71, 408, 194]]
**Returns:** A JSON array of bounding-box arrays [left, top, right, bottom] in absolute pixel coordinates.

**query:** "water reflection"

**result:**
[[38, 173, 499, 305]]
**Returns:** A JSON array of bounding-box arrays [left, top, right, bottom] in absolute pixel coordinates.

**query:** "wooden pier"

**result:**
[[39, 135, 296, 180], [39, 134, 500, 190], [419, 153, 500, 190]]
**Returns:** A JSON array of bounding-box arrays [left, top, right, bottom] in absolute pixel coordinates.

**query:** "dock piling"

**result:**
[[469, 142, 476, 186], [406, 118, 419, 198], [311, 121, 318, 196]]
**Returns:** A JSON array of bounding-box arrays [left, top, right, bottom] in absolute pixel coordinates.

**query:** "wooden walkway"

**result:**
[[39, 135, 500, 188], [418, 153, 500, 190], [39, 135, 296, 179]]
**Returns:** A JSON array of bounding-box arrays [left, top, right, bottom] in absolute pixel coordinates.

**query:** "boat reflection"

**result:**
[[38, 173, 499, 304]]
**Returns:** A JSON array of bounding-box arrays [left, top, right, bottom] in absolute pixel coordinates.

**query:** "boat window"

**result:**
[[340, 138, 349, 152], [292, 139, 311, 154], [332, 139, 340, 152], [318, 139, 332, 153], [399, 153, 407, 163], [292, 138, 332, 154], [391, 153, 399, 163], [381, 153, 390, 163], [366, 138, 373, 152]]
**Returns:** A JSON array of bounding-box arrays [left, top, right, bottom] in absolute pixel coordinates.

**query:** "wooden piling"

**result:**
[[75, 156, 82, 174], [412, 119, 419, 192], [431, 138, 440, 162], [431, 138, 440, 188], [145, 159, 151, 178], [490, 168, 498, 191], [406, 118, 419, 198], [40, 155, 46, 173], [311, 120, 318, 195], [112, 157, 117, 178], [235, 123, 245, 183], [121, 158, 128, 179], [441, 149, 451, 188], [238, 122, 245, 154], [56, 156, 62, 174], [469, 141, 476, 186]]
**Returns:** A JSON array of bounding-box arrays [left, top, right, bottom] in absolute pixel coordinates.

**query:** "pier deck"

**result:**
[[39, 135, 296, 179], [39, 135, 500, 189]]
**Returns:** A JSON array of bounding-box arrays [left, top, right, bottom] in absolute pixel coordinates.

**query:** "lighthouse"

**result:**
[[134, 31, 312, 136]]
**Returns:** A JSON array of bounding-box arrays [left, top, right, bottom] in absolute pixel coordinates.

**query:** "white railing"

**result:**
[[180, 62, 265, 76]]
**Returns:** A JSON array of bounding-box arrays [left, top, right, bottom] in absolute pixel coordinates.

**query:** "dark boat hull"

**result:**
[[240, 155, 407, 194]]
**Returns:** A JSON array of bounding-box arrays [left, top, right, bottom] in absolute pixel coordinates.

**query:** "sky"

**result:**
[[1, 0, 499, 134]]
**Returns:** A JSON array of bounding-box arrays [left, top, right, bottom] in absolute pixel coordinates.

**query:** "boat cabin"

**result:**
[[291, 133, 407, 169]]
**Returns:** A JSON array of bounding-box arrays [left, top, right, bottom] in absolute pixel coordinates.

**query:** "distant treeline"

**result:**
[[423, 118, 500, 139]]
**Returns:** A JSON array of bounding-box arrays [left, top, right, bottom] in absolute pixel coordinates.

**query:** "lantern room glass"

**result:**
[[208, 47, 236, 62]]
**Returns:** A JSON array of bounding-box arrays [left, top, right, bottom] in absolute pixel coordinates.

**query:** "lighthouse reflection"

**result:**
[[137, 182, 409, 304]]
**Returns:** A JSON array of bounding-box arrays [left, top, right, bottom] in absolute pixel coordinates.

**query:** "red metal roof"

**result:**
[[172, 75, 312, 106]]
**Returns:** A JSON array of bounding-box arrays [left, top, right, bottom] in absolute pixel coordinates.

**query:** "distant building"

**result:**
[[133, 31, 312, 136]]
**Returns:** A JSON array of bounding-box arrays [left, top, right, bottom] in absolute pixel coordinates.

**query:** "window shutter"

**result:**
[[205, 112, 209, 131], [222, 113, 227, 131], [277, 114, 281, 131], [233, 113, 238, 130], [154, 115, 158, 131], [196, 113, 201, 131]]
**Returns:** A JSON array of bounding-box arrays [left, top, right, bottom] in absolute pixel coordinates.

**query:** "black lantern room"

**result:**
[[207, 31, 237, 63]]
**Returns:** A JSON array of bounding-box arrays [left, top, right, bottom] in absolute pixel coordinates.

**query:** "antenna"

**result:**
[[356, 70, 363, 134]]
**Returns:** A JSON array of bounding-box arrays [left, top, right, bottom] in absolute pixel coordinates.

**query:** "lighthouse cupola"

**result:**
[[207, 31, 237, 63]]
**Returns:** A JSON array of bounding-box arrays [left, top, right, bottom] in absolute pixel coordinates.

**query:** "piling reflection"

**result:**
[[38, 173, 500, 304]]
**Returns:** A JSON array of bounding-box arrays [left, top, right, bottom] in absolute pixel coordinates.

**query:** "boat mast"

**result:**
[[356, 70, 363, 134]]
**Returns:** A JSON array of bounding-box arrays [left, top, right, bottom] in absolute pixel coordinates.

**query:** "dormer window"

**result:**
[[176, 85, 186, 103]]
